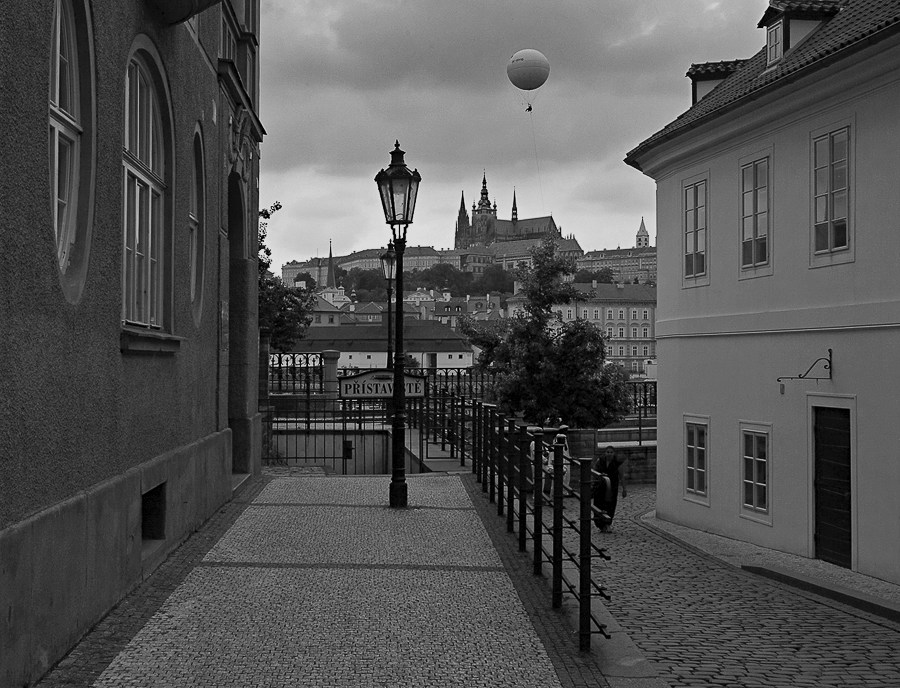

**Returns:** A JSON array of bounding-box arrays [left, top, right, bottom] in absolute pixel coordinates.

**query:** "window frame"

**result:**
[[810, 121, 855, 268], [49, 0, 95, 303], [684, 415, 710, 505], [740, 421, 773, 524], [121, 38, 175, 339], [682, 173, 710, 287], [189, 126, 206, 324], [767, 20, 783, 65]]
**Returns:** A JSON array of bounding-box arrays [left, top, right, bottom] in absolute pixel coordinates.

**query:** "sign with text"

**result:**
[[339, 369, 426, 399]]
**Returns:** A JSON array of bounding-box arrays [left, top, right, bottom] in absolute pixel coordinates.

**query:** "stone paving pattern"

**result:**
[[34, 472, 900, 688], [593, 485, 900, 688], [37, 473, 609, 688]]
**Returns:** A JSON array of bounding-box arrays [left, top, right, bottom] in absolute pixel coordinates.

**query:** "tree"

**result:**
[[258, 202, 317, 352], [573, 267, 615, 284], [471, 263, 514, 294], [462, 237, 630, 427]]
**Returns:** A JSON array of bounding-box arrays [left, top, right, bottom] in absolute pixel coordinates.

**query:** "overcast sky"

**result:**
[[258, 0, 770, 274]]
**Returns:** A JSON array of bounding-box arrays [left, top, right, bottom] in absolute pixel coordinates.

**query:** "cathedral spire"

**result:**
[[459, 190, 466, 212], [511, 188, 518, 222], [326, 240, 336, 288]]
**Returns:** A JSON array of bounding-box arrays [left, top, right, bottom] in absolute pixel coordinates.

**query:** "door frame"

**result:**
[[806, 393, 856, 568]]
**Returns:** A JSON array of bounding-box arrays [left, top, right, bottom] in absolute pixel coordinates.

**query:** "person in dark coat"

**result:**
[[593, 445, 627, 531]]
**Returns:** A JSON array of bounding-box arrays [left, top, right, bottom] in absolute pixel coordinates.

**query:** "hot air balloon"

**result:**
[[507, 49, 550, 92]]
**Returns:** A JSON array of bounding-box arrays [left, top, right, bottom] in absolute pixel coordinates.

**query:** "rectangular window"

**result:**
[[618, 309, 624, 319], [631, 309, 637, 319], [741, 158, 769, 268], [742, 430, 769, 515], [618, 327, 624, 338], [642, 309, 648, 319], [684, 180, 707, 278], [642, 327, 648, 337], [685, 420, 708, 499], [767, 21, 783, 65], [593, 309, 599, 319], [642, 346, 649, 356], [631, 327, 637, 338], [617, 346, 624, 356], [813, 128, 849, 254], [607, 309, 613, 319]]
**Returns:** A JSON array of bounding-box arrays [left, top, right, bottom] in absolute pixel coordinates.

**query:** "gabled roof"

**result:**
[[489, 237, 583, 256], [626, 0, 900, 168]]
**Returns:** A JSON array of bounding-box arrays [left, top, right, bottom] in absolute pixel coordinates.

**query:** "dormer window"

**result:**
[[767, 20, 783, 65]]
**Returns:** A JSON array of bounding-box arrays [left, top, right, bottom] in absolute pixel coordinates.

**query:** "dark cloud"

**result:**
[[259, 0, 770, 271]]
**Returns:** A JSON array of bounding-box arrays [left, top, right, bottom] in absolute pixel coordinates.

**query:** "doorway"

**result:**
[[813, 406, 852, 568]]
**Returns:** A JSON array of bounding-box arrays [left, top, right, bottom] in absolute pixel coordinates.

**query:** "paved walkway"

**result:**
[[598, 486, 900, 688], [35, 473, 900, 688], [36, 472, 612, 688]]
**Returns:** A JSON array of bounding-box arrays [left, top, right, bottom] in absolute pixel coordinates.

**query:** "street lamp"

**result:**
[[380, 242, 396, 370], [375, 141, 421, 508]]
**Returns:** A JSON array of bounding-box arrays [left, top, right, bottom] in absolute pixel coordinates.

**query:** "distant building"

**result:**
[[625, 0, 900, 584], [289, 320, 474, 370], [577, 219, 657, 283], [509, 284, 657, 375], [454, 174, 569, 251]]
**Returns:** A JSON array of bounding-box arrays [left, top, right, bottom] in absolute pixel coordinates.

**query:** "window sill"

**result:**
[[120, 327, 183, 355]]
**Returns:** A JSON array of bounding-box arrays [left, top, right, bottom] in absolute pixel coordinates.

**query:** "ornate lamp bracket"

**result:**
[[777, 349, 832, 392]]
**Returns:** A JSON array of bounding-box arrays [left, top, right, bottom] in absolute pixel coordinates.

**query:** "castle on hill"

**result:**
[[454, 174, 564, 250]]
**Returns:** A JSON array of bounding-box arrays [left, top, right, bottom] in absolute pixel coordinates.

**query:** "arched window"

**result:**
[[122, 49, 169, 328], [49, 0, 94, 302], [50, 0, 79, 270], [189, 129, 205, 320]]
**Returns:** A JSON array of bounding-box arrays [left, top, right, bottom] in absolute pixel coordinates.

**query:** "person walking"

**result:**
[[593, 445, 627, 531]]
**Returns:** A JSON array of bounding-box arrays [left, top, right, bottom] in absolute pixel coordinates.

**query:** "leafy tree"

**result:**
[[471, 263, 514, 294], [258, 202, 317, 352], [573, 267, 615, 284], [462, 237, 630, 427]]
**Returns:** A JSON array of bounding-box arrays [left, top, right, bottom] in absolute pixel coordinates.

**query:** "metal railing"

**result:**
[[439, 398, 614, 651]]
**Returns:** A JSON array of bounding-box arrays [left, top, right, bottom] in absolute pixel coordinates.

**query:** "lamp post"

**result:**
[[375, 141, 421, 508], [380, 242, 396, 370]]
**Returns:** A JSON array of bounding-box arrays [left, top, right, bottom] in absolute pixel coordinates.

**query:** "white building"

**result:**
[[625, 0, 900, 584]]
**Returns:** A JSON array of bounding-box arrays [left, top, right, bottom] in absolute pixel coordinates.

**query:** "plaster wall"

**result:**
[[0, 1, 262, 684], [643, 38, 900, 584]]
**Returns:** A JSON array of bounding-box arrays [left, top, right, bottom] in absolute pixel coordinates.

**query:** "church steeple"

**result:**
[[326, 240, 337, 288], [476, 172, 496, 217], [636, 217, 650, 248], [511, 188, 518, 222]]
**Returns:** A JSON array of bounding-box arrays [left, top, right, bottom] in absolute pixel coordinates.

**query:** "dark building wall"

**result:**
[[0, 1, 262, 685]]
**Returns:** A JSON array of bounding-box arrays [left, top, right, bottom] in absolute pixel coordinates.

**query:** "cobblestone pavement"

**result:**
[[36, 473, 610, 688], [594, 485, 900, 688]]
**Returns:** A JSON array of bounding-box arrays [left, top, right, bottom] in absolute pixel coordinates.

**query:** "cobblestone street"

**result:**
[[595, 485, 900, 688], [33, 474, 900, 688]]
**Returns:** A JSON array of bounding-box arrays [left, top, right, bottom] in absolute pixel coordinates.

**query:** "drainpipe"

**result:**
[[148, 0, 222, 24]]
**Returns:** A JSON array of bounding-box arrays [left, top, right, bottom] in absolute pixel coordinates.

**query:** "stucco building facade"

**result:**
[[0, 1, 264, 684], [626, 0, 900, 585]]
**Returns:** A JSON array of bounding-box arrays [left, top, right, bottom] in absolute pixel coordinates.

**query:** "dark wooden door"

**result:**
[[813, 406, 852, 568]]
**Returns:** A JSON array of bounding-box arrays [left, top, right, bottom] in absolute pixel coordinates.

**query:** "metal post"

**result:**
[[532, 428, 544, 576], [496, 412, 505, 514], [506, 420, 516, 534], [385, 276, 393, 369], [342, 440, 353, 476], [552, 439, 565, 609], [460, 397, 467, 467], [578, 458, 593, 651], [489, 407, 498, 503], [389, 236, 407, 508], [518, 428, 528, 552]]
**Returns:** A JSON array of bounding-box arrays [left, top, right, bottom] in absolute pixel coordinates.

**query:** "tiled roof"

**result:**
[[289, 320, 473, 353], [686, 60, 746, 79], [759, 1, 842, 27], [626, 0, 900, 168], [488, 237, 583, 256]]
